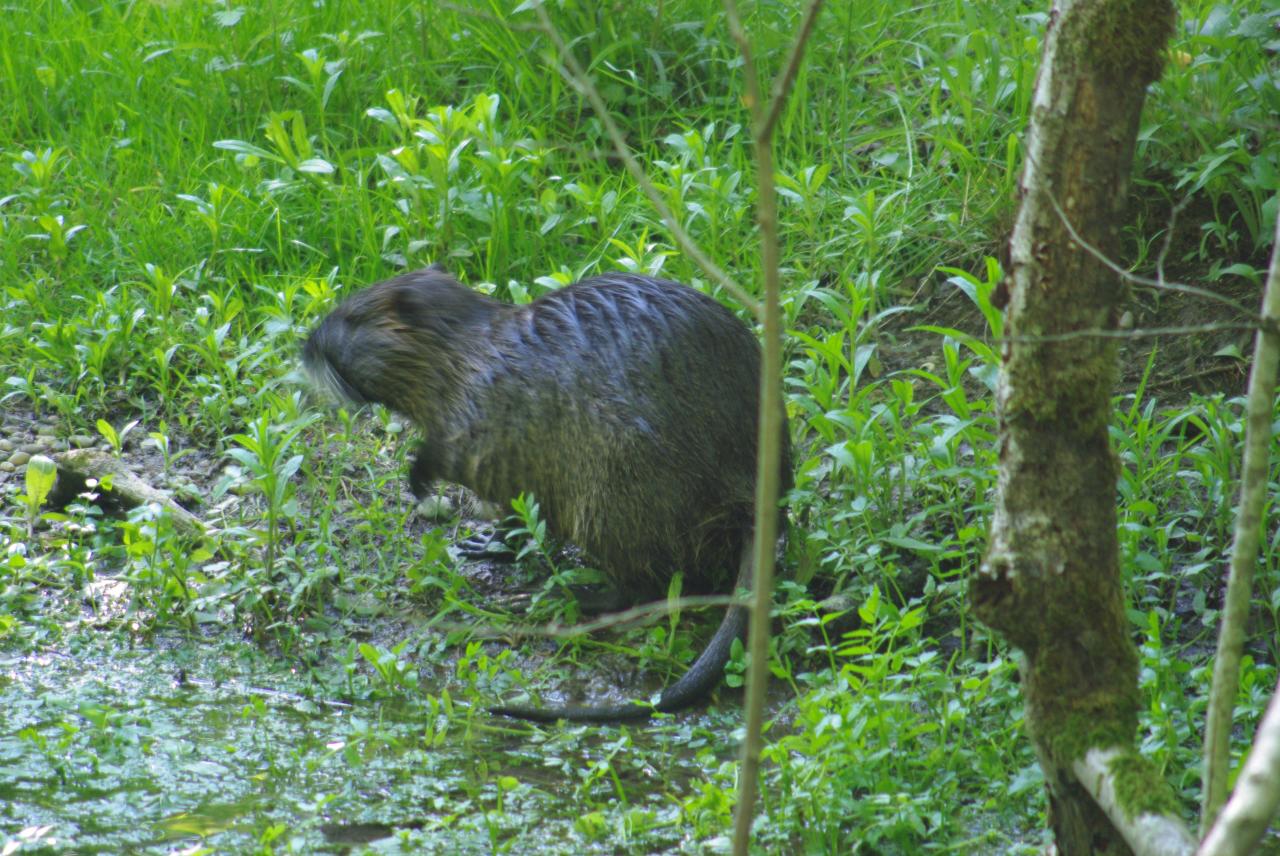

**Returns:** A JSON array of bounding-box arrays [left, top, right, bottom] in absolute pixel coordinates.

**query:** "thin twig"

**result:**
[[1148, 362, 1245, 391], [532, 4, 759, 315], [1045, 192, 1257, 320], [427, 593, 749, 641], [722, 2, 824, 855], [722, 1, 763, 114], [1155, 191, 1193, 289], [997, 320, 1267, 344], [759, 0, 826, 142]]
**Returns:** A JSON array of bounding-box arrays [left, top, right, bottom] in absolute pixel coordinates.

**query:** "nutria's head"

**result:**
[[303, 267, 499, 416]]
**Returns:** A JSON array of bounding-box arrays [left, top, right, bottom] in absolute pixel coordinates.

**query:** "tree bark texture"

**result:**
[[972, 2, 1173, 853]]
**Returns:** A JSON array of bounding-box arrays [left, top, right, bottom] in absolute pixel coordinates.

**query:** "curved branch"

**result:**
[[1072, 749, 1196, 856]]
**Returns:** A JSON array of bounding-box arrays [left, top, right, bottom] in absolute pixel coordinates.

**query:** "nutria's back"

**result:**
[[304, 267, 786, 599]]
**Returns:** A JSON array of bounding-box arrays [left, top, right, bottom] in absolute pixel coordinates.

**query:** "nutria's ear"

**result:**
[[399, 265, 456, 297], [393, 266, 458, 312], [390, 280, 434, 325], [391, 269, 492, 330]]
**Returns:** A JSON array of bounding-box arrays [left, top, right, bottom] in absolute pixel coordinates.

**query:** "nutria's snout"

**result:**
[[303, 314, 373, 406]]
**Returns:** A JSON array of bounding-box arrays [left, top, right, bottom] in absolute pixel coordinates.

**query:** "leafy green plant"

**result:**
[[119, 502, 206, 626], [215, 413, 315, 630], [96, 418, 139, 457], [19, 454, 57, 536], [358, 641, 420, 694], [506, 493, 593, 625]]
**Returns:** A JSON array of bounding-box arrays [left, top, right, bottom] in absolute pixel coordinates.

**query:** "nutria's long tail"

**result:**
[[489, 548, 754, 724]]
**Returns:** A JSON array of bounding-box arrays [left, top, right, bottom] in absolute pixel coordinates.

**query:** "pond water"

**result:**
[[1, 636, 738, 854]]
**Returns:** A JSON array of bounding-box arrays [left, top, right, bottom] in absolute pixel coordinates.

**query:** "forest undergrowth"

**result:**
[[1, 1, 1277, 852]]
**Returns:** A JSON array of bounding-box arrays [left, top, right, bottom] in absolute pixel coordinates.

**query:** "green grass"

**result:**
[[2, 0, 1278, 852]]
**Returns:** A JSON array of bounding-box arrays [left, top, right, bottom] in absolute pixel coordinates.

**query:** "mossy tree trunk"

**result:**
[[971, 1, 1175, 853]]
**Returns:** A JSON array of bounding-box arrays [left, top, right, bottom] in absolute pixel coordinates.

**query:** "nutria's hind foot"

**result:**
[[457, 527, 516, 561]]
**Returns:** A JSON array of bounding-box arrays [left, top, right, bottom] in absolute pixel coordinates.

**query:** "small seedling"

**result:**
[[358, 641, 420, 693], [145, 423, 194, 473], [21, 454, 58, 535], [96, 418, 139, 457]]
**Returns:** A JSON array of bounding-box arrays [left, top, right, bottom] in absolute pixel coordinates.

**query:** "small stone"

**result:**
[[21, 442, 47, 455], [8, 450, 30, 467], [69, 435, 96, 449], [0, 462, 13, 473], [385, 420, 405, 435], [35, 424, 58, 437], [0, 439, 14, 452]]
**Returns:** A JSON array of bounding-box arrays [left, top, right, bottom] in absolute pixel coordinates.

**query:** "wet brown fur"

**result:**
[[304, 267, 790, 720]]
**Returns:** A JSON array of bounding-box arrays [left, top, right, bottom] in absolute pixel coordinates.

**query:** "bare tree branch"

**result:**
[[1045, 192, 1258, 320], [997, 320, 1265, 344], [759, 0, 825, 143], [721, 1, 762, 102], [1201, 209, 1280, 832], [429, 593, 750, 640], [1199, 678, 1280, 856], [1154, 192, 1193, 290], [721, 2, 824, 854]]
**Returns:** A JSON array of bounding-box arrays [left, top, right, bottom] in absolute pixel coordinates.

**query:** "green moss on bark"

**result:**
[[1108, 752, 1183, 820], [1041, 697, 1139, 765]]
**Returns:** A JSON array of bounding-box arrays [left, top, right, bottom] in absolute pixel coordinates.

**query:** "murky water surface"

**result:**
[[1, 640, 728, 854]]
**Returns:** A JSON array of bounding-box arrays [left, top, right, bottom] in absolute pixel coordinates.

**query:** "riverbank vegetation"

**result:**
[[2, 0, 1276, 851]]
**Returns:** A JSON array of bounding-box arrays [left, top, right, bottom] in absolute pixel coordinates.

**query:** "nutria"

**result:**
[[304, 266, 790, 722]]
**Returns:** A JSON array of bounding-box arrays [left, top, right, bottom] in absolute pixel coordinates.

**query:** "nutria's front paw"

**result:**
[[407, 443, 438, 498]]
